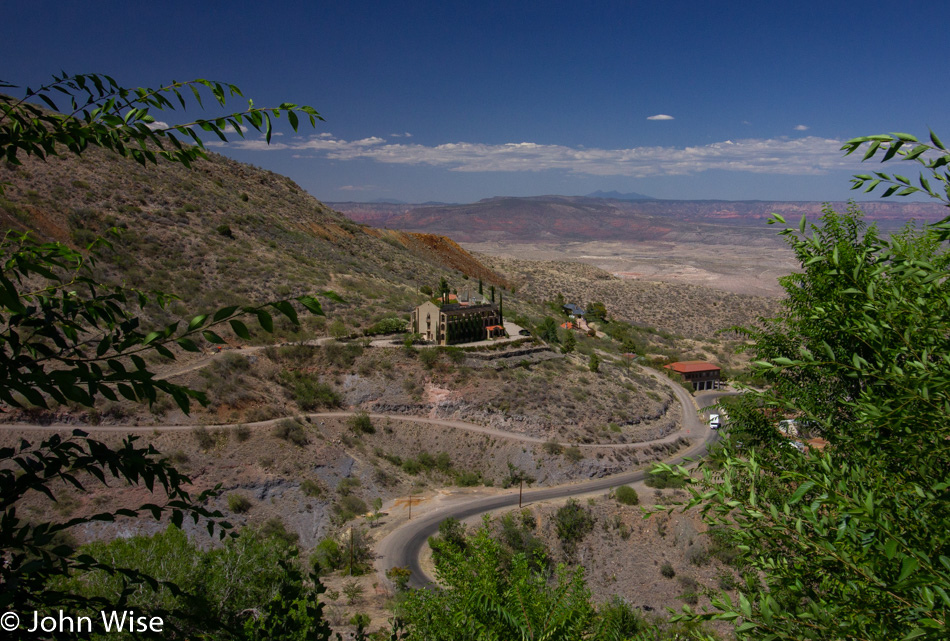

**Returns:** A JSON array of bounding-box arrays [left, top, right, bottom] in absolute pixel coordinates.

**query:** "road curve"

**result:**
[[377, 387, 728, 589]]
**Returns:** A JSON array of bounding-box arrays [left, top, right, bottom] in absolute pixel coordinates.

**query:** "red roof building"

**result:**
[[663, 361, 722, 391]]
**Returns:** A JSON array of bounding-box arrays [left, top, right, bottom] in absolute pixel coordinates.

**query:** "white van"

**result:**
[[709, 413, 721, 430]]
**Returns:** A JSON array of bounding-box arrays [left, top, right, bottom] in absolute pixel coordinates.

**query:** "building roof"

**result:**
[[486, 325, 504, 331], [563, 303, 585, 315], [664, 360, 721, 374], [559, 322, 574, 329], [440, 303, 498, 316]]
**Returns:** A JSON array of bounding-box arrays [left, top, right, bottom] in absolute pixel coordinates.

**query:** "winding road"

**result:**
[[376, 386, 728, 589]]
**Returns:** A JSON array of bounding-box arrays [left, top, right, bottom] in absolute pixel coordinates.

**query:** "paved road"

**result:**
[[377, 387, 729, 589]]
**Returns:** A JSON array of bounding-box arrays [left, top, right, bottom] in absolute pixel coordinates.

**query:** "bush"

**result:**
[[563, 446, 583, 463], [349, 411, 375, 435], [644, 468, 686, 489], [260, 517, 298, 546], [228, 494, 252, 514], [343, 580, 364, 605], [192, 425, 215, 450], [554, 499, 595, 555], [660, 562, 676, 579], [279, 371, 341, 410], [300, 479, 323, 497], [363, 317, 406, 336], [615, 485, 639, 506], [311, 536, 343, 574], [597, 596, 648, 638], [386, 566, 412, 591], [455, 470, 485, 486], [272, 418, 309, 446], [542, 440, 563, 456], [233, 424, 251, 442], [334, 495, 368, 522], [419, 347, 440, 369]]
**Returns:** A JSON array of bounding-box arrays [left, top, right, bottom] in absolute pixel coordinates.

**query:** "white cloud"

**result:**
[[215, 134, 861, 177], [390, 132, 413, 138], [647, 114, 675, 121], [339, 185, 377, 191], [145, 121, 169, 131], [794, 124, 809, 131]]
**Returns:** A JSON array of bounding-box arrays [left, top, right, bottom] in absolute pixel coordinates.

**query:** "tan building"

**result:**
[[411, 300, 504, 345], [663, 361, 721, 391]]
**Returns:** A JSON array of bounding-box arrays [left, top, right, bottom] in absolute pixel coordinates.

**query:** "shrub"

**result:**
[[644, 469, 687, 489], [337, 477, 361, 496], [349, 613, 370, 628], [334, 495, 368, 522], [418, 347, 440, 369], [300, 479, 323, 497], [386, 566, 412, 591], [349, 411, 375, 435], [323, 341, 363, 368], [228, 494, 252, 514], [678, 576, 700, 605], [688, 545, 711, 567], [343, 580, 364, 605], [542, 440, 563, 456], [234, 424, 251, 442], [311, 537, 343, 574], [272, 418, 309, 446], [597, 596, 648, 638], [192, 425, 215, 450], [216, 223, 233, 238], [554, 499, 595, 555], [563, 446, 583, 463], [260, 517, 299, 546], [279, 371, 341, 410], [615, 485, 639, 506], [363, 317, 406, 336], [454, 471, 484, 487], [660, 562, 676, 579]]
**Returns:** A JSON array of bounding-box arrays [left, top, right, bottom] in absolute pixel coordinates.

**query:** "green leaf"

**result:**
[[897, 556, 918, 583], [212, 306, 239, 323], [188, 314, 208, 331], [789, 481, 815, 505], [256, 309, 273, 332], [202, 330, 225, 344], [229, 319, 250, 340]]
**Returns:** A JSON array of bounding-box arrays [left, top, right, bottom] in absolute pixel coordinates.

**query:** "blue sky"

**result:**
[[4, 1, 949, 203]]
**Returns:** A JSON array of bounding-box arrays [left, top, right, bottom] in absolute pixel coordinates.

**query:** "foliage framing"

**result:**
[[654, 133, 950, 641], [0, 73, 334, 637]]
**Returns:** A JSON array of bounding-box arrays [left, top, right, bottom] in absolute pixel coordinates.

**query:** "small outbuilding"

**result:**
[[663, 360, 721, 391], [562, 303, 585, 318]]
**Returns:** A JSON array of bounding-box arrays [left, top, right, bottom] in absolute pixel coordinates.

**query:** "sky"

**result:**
[[3, 1, 950, 204]]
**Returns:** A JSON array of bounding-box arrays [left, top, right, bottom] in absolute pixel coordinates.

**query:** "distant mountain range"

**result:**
[[584, 190, 655, 201], [328, 195, 948, 244]]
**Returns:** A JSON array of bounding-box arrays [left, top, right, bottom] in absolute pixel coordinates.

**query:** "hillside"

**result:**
[[0, 147, 510, 338]]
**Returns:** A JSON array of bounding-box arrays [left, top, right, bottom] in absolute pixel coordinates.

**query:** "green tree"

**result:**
[[537, 316, 560, 344], [657, 133, 950, 640], [588, 353, 600, 373], [401, 517, 595, 640], [0, 73, 335, 638], [561, 328, 576, 354], [585, 301, 607, 323]]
